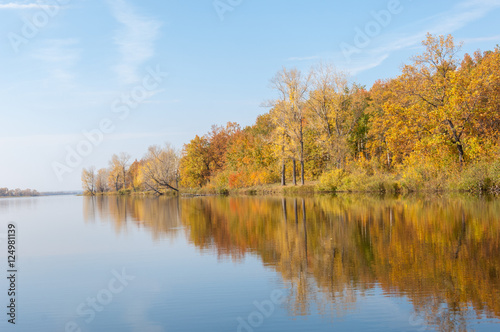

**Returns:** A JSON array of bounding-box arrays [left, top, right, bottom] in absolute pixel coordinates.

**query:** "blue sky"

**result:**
[[0, 0, 499, 191]]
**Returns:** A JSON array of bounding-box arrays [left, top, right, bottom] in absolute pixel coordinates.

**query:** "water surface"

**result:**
[[1, 194, 499, 331]]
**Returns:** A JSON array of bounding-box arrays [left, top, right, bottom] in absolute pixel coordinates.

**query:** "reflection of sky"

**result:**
[[0, 195, 499, 331], [1, 195, 152, 257]]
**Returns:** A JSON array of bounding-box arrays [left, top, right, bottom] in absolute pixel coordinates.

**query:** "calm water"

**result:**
[[1, 194, 500, 332]]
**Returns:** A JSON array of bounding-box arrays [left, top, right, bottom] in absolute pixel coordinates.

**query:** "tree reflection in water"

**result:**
[[83, 194, 500, 331]]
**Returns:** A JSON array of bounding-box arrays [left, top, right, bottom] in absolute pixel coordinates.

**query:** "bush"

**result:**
[[454, 160, 500, 193], [210, 170, 230, 192], [316, 167, 400, 193], [316, 169, 347, 192], [118, 189, 131, 195], [399, 157, 453, 192], [341, 169, 399, 193]]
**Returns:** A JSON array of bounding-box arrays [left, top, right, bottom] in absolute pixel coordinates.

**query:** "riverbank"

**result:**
[[181, 161, 500, 196], [82, 160, 500, 197]]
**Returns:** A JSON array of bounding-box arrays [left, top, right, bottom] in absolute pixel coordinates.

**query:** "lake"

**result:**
[[1, 194, 500, 331]]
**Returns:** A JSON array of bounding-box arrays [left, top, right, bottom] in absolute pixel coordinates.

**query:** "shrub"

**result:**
[[399, 156, 453, 192], [454, 160, 500, 193], [210, 170, 230, 192], [341, 169, 399, 193], [316, 169, 347, 192]]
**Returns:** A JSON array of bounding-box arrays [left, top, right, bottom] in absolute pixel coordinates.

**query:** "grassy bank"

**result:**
[[182, 159, 500, 196], [315, 160, 500, 195], [83, 160, 500, 197], [84, 189, 179, 197], [181, 182, 319, 196]]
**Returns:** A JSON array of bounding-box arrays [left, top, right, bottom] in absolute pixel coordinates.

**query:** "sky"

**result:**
[[0, 0, 499, 191]]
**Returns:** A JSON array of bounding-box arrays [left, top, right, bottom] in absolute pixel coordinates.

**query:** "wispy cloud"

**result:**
[[0, 132, 179, 147], [32, 39, 81, 83], [345, 0, 500, 73], [287, 55, 320, 62], [108, 0, 161, 85], [347, 54, 390, 76], [290, 0, 500, 76], [107, 132, 178, 141], [462, 34, 500, 44], [0, 2, 56, 10], [0, 134, 77, 146]]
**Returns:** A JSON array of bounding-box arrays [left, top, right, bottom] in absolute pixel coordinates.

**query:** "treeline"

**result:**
[[83, 34, 500, 195], [81, 145, 179, 195], [179, 34, 500, 193], [0, 187, 40, 197]]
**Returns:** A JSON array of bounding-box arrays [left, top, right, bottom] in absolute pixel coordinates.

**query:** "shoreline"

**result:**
[[81, 181, 500, 198]]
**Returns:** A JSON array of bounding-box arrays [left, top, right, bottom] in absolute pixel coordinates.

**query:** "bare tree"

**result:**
[[108, 152, 131, 190], [81, 166, 96, 195], [140, 143, 180, 194], [95, 168, 109, 193]]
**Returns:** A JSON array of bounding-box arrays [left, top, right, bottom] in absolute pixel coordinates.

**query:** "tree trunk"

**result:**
[[281, 142, 286, 186], [302, 198, 307, 260], [292, 159, 297, 185], [301, 160, 305, 185], [447, 120, 465, 166], [300, 140, 305, 185], [457, 143, 465, 165], [294, 199, 298, 227], [282, 198, 287, 222], [281, 162, 286, 186]]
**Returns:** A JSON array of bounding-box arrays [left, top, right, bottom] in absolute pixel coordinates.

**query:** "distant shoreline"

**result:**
[[0, 191, 83, 198]]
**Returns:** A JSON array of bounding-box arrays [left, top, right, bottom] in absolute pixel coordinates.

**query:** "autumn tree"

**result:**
[[269, 101, 293, 185], [107, 152, 131, 191], [270, 67, 310, 185], [140, 143, 180, 194], [450, 47, 500, 160], [224, 115, 278, 188], [180, 123, 240, 188], [78, 37, 500, 192], [107, 165, 121, 191], [392, 34, 465, 165], [81, 166, 96, 195], [308, 64, 368, 168], [373, 34, 500, 173], [206, 122, 241, 175], [95, 168, 109, 193], [128, 160, 143, 192], [180, 135, 211, 188], [367, 79, 396, 169]]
